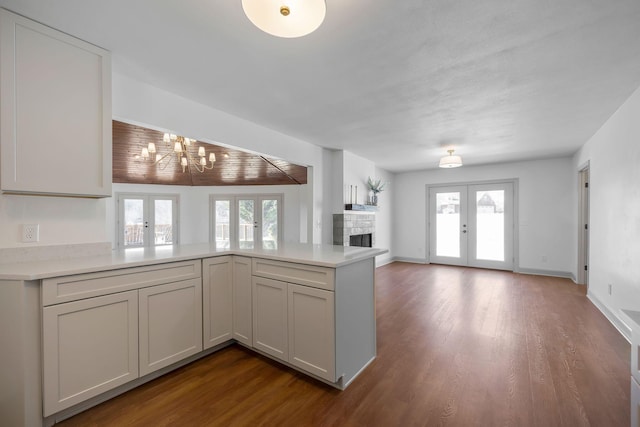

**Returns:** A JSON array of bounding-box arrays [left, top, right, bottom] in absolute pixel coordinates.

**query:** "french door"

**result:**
[[428, 182, 514, 270], [211, 194, 283, 250], [117, 193, 179, 248]]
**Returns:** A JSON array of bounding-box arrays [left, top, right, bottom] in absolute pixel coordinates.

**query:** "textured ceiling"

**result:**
[[3, 0, 640, 172]]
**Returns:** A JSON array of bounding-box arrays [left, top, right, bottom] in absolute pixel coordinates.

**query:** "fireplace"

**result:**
[[333, 213, 375, 247], [349, 233, 372, 248]]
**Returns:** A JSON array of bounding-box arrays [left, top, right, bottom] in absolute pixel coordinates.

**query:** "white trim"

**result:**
[[209, 193, 284, 249], [577, 163, 590, 287], [587, 291, 631, 342], [391, 256, 428, 264], [116, 193, 180, 249], [517, 268, 574, 279]]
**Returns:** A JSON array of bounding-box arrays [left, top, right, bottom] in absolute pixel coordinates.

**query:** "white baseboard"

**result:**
[[587, 291, 631, 343], [391, 256, 428, 264], [517, 267, 573, 279], [375, 257, 394, 267]]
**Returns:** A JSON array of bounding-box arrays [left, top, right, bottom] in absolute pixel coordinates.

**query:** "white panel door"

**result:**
[[139, 279, 203, 376], [252, 276, 288, 361], [288, 284, 335, 381], [429, 182, 514, 271], [232, 256, 253, 346], [117, 193, 179, 248], [42, 291, 138, 416], [211, 194, 283, 250], [203, 256, 233, 349], [429, 186, 468, 266], [468, 183, 514, 270]]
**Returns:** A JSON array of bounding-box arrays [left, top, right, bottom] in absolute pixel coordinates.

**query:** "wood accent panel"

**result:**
[[112, 121, 307, 186], [57, 264, 630, 426]]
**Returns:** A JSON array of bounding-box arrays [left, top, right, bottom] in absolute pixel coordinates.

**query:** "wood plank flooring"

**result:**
[[58, 263, 630, 426]]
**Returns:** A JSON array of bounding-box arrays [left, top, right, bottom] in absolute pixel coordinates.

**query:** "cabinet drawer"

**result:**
[[252, 258, 335, 291], [42, 260, 202, 306]]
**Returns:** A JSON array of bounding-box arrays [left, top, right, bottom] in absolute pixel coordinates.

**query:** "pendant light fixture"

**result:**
[[141, 133, 216, 173], [439, 149, 463, 168], [242, 0, 326, 38]]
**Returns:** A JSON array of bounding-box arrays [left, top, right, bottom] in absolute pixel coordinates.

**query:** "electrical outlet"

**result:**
[[22, 224, 39, 243], [608, 284, 613, 295], [541, 255, 547, 263]]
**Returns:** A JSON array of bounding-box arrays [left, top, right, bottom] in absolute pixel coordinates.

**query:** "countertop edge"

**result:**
[[0, 245, 389, 281]]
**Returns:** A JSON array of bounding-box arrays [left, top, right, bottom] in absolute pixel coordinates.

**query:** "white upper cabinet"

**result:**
[[0, 9, 112, 197]]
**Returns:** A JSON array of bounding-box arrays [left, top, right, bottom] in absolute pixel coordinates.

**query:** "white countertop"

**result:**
[[0, 242, 387, 281]]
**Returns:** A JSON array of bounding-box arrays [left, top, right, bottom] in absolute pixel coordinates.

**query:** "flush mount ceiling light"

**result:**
[[242, 0, 326, 38], [439, 149, 463, 168], [141, 133, 216, 173]]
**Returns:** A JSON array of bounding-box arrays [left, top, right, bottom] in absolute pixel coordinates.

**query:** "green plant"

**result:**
[[367, 177, 386, 194]]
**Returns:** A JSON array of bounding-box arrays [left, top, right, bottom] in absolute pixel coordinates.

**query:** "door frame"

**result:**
[[209, 193, 284, 249], [577, 163, 590, 287], [116, 193, 180, 249], [426, 178, 519, 272]]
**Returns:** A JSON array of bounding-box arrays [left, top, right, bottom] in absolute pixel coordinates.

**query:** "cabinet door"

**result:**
[[0, 9, 111, 197], [252, 276, 288, 361], [203, 256, 233, 349], [42, 291, 138, 416], [288, 284, 336, 381], [139, 279, 203, 376], [233, 256, 253, 346], [633, 376, 640, 427]]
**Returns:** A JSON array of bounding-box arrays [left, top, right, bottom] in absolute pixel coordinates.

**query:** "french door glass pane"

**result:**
[[238, 199, 255, 249], [262, 199, 278, 249], [124, 199, 144, 247], [436, 192, 460, 257], [215, 200, 230, 249], [475, 190, 505, 261], [154, 199, 173, 245]]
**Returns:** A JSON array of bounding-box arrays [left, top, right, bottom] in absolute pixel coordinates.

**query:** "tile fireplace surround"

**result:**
[[333, 212, 375, 246]]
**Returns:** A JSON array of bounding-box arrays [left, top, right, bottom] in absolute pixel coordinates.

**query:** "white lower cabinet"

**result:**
[[42, 291, 139, 416], [42, 261, 203, 417], [139, 279, 203, 376], [232, 256, 253, 346], [37, 255, 367, 422], [288, 284, 335, 382], [203, 256, 233, 349], [632, 376, 640, 427], [252, 276, 288, 361], [251, 274, 336, 382]]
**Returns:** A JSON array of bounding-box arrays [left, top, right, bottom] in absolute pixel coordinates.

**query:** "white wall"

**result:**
[[108, 183, 305, 248], [0, 194, 108, 248], [573, 85, 640, 339], [113, 73, 326, 244], [329, 150, 394, 264], [373, 166, 394, 265], [393, 157, 574, 274]]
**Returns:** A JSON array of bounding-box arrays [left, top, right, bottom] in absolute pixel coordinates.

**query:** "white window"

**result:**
[[117, 193, 179, 248], [210, 194, 283, 250]]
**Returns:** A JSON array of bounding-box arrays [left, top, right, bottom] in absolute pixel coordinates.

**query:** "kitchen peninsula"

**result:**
[[0, 242, 386, 427]]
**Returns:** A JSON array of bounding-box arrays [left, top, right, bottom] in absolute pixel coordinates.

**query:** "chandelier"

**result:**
[[141, 133, 216, 173]]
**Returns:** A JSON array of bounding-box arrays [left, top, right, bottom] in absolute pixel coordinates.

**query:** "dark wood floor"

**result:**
[[58, 263, 630, 426]]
